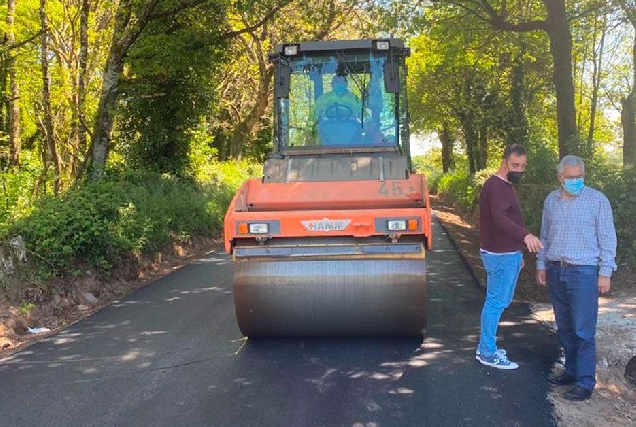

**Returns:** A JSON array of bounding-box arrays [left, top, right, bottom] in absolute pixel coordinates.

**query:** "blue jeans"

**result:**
[[547, 264, 599, 391], [478, 251, 522, 357]]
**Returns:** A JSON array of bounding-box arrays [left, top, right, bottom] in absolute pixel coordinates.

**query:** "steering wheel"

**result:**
[[324, 103, 354, 121]]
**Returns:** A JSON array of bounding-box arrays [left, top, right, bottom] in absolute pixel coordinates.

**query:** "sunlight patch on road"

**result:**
[[193, 257, 230, 265], [420, 340, 444, 349], [178, 286, 224, 294], [499, 320, 524, 326], [369, 372, 391, 380], [139, 330, 167, 336], [389, 387, 415, 394], [120, 350, 141, 361], [51, 337, 76, 345]]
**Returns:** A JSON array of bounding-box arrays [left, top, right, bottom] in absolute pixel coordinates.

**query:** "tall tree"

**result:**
[[40, 0, 61, 193], [6, 0, 20, 167], [76, 0, 90, 177], [571, 4, 610, 156], [117, 0, 230, 175], [617, 1, 636, 166], [90, 0, 293, 179], [89, 0, 161, 180], [586, 12, 607, 154], [441, 0, 589, 158], [506, 47, 530, 147], [408, 20, 519, 173]]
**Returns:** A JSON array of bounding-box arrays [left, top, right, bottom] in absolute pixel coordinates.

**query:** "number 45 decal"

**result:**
[[378, 182, 414, 197]]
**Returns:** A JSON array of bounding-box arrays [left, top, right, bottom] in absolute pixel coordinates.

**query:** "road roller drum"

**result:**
[[233, 257, 426, 337]]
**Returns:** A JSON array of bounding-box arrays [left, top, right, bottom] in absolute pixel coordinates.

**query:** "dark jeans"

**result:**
[[547, 264, 599, 391]]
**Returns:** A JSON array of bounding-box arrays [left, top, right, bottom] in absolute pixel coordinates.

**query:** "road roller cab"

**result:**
[[224, 38, 433, 337]]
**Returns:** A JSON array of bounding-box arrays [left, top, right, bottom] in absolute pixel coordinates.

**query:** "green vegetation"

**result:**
[[1, 1, 636, 303], [18, 301, 35, 317], [431, 159, 636, 268], [1, 161, 258, 298]]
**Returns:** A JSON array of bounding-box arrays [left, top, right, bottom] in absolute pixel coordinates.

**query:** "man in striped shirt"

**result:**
[[536, 155, 617, 401]]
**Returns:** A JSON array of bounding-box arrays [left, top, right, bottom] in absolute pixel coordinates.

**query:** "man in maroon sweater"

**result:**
[[476, 144, 543, 369]]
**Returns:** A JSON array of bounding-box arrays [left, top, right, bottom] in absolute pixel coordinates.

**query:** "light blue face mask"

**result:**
[[563, 177, 584, 195]]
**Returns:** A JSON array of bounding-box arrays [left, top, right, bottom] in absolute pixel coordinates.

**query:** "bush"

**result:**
[[592, 166, 636, 267], [435, 167, 497, 212], [421, 151, 635, 270], [0, 163, 40, 234], [8, 163, 259, 277]]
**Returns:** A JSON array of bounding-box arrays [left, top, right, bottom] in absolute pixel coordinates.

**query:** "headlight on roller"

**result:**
[[283, 45, 299, 55], [387, 219, 407, 231], [375, 40, 390, 51], [248, 223, 269, 234]]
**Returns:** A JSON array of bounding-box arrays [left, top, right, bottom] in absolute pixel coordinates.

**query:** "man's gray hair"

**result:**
[[557, 155, 585, 174]]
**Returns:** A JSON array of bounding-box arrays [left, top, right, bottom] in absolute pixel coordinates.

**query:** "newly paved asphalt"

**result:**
[[0, 218, 559, 426]]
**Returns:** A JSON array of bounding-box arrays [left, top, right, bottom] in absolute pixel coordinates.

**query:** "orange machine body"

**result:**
[[224, 173, 432, 254]]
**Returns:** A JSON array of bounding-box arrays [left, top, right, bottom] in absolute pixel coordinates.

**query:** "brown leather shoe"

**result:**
[[563, 386, 592, 401], [547, 373, 576, 386]]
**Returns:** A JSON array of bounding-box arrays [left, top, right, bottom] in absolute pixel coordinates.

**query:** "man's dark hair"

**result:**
[[503, 144, 527, 159]]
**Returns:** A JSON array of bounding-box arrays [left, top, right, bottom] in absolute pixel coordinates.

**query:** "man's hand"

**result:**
[[536, 269, 546, 286], [599, 275, 611, 294], [524, 234, 544, 253]]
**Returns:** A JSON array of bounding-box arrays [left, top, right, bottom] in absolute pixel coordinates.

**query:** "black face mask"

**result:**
[[507, 171, 523, 184]]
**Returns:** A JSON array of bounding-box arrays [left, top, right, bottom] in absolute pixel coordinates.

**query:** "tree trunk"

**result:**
[[507, 54, 529, 147], [439, 124, 454, 172], [7, 0, 20, 167], [544, 1, 580, 158], [71, 0, 92, 184], [90, 53, 123, 180], [90, 0, 160, 180], [586, 13, 606, 156], [622, 33, 636, 167], [228, 59, 273, 159], [462, 118, 478, 174], [40, 0, 61, 193], [621, 11, 636, 168], [477, 125, 488, 170], [90, 3, 131, 181], [77, 0, 89, 159], [621, 96, 635, 167]]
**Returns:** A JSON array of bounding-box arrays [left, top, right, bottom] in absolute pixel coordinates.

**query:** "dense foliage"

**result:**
[[429, 158, 636, 268], [8, 162, 258, 280]]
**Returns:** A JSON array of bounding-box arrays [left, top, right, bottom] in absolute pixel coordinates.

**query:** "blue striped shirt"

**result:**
[[537, 186, 617, 277]]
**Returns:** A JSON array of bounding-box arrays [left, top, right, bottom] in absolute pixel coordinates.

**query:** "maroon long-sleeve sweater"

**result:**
[[479, 175, 529, 253]]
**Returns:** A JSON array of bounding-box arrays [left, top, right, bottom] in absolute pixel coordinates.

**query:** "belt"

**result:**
[[547, 260, 578, 267]]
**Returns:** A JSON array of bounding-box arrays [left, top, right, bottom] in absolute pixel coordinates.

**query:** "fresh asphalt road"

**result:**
[[0, 218, 560, 427]]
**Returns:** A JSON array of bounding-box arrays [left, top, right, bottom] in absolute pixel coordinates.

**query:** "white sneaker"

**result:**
[[476, 348, 506, 360], [476, 349, 518, 370]]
